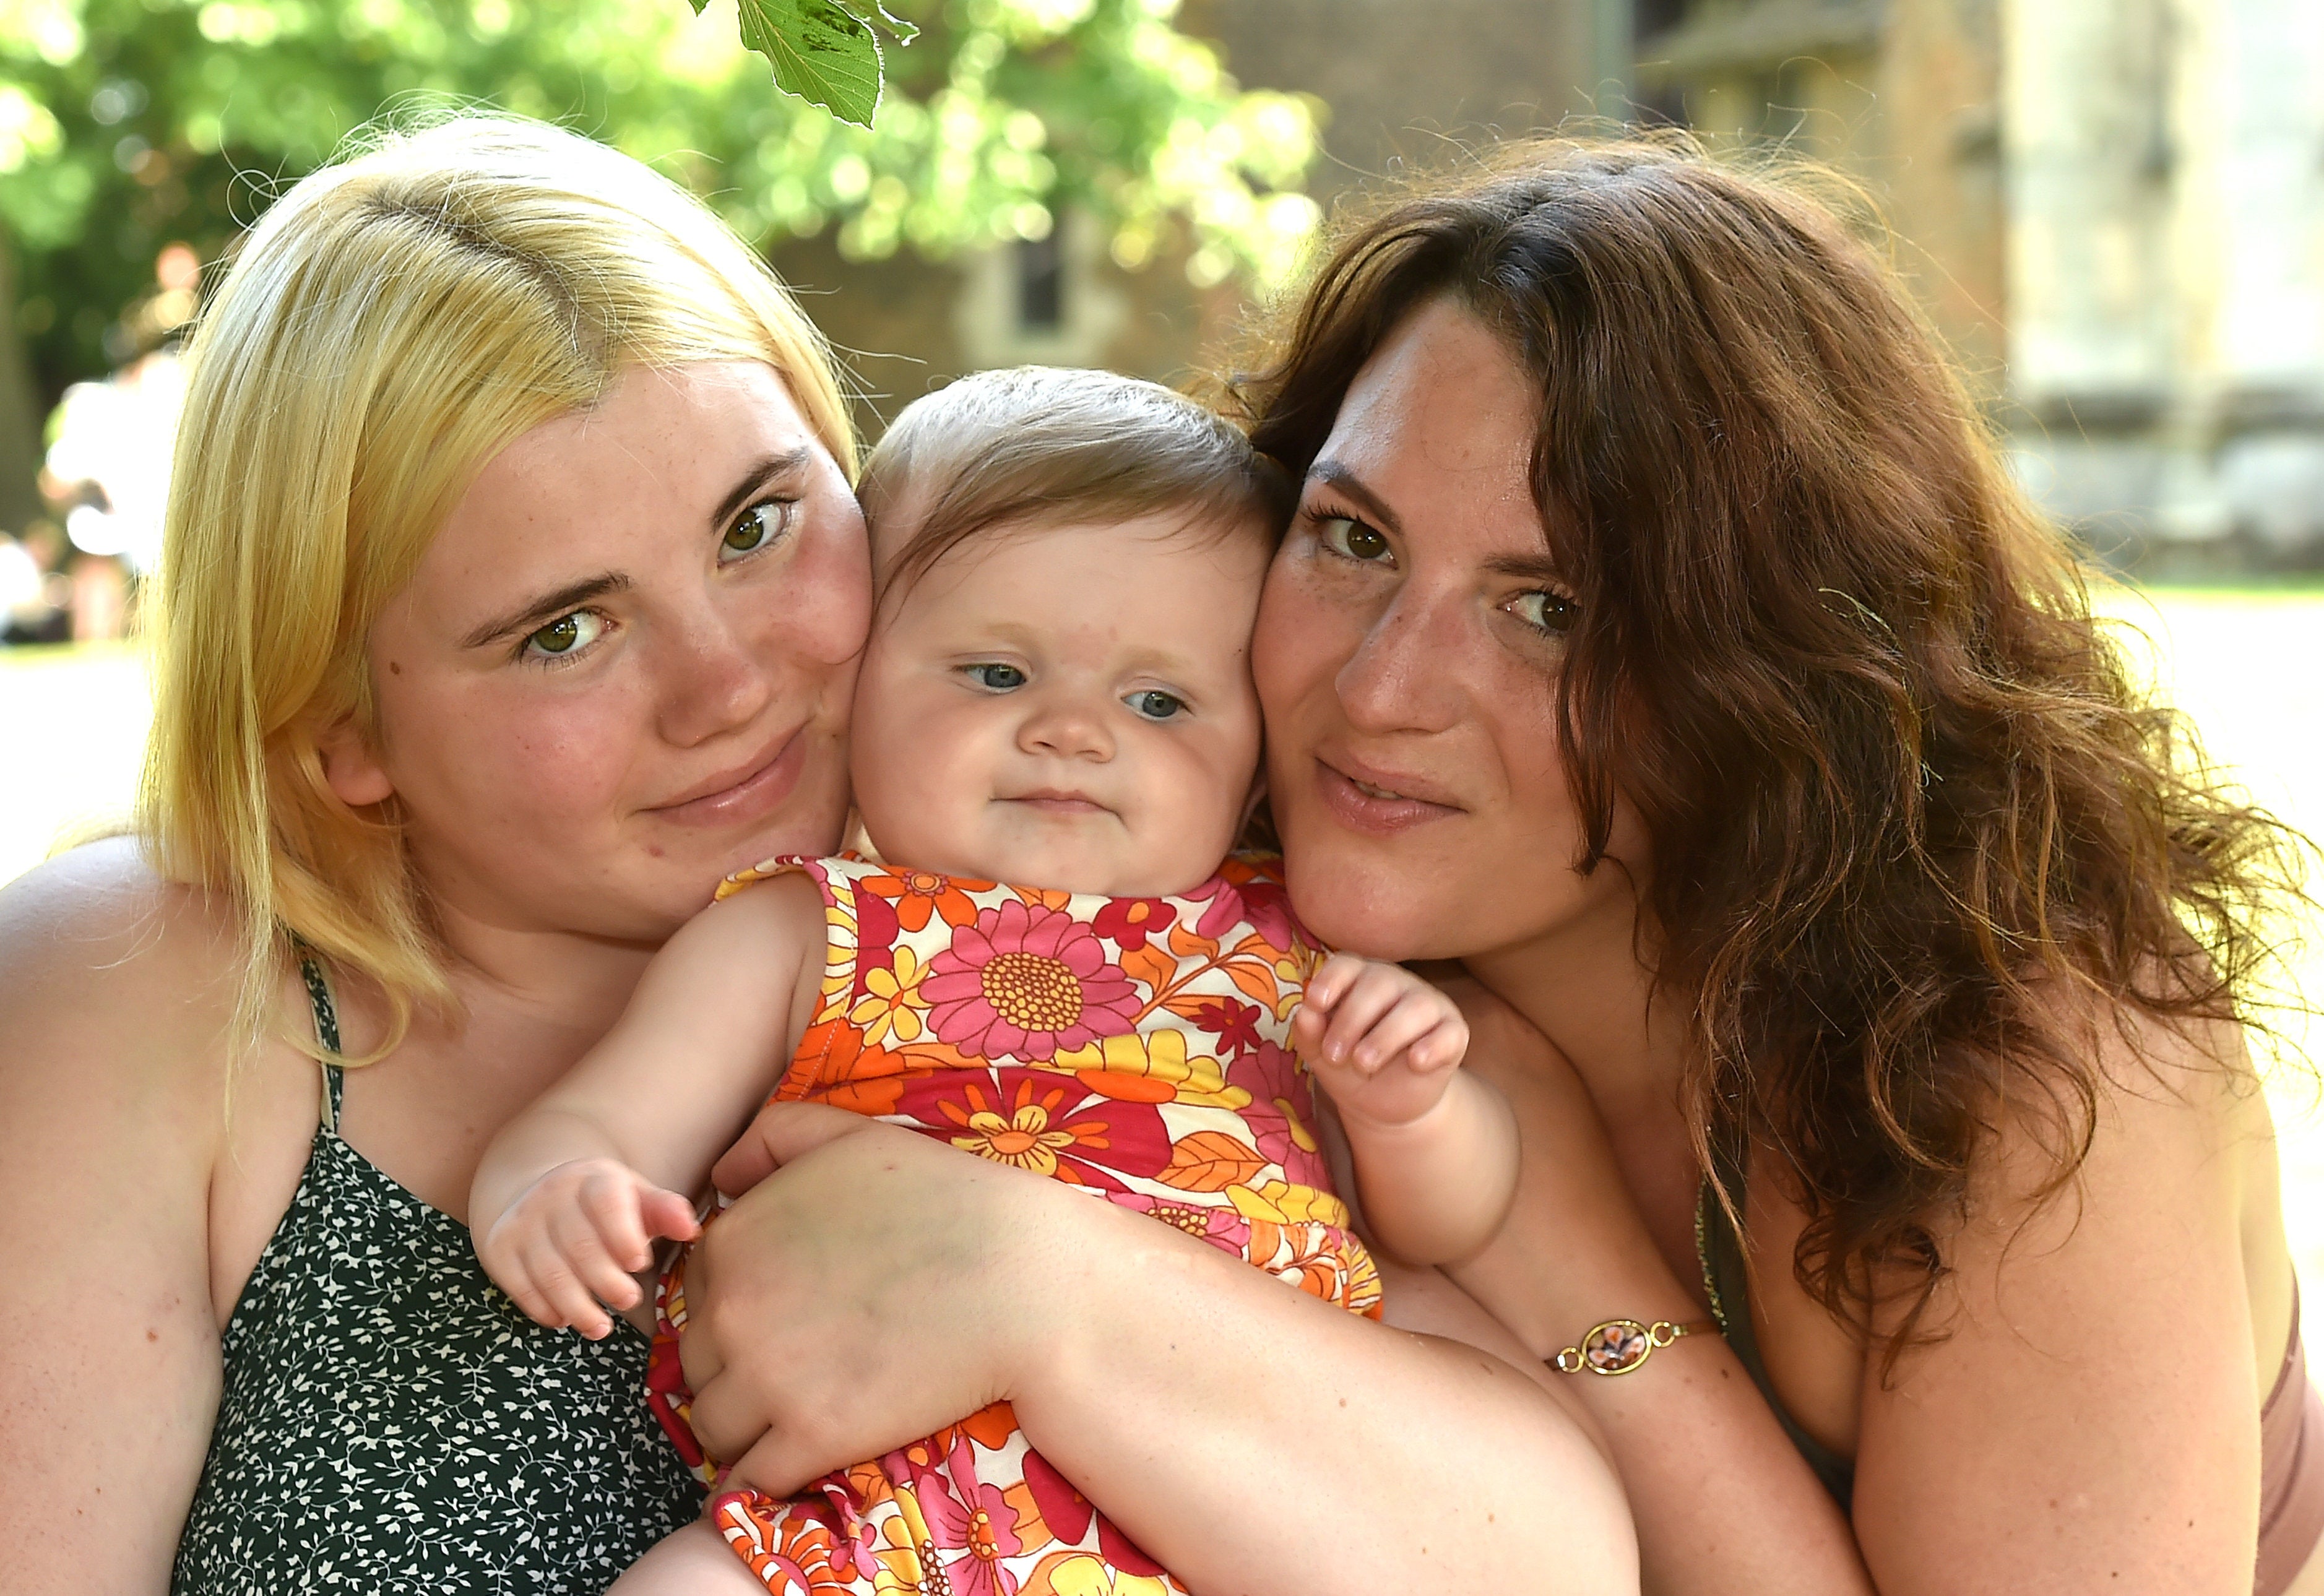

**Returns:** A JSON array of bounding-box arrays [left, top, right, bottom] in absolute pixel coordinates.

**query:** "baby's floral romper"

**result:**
[[649, 854, 1383, 1596]]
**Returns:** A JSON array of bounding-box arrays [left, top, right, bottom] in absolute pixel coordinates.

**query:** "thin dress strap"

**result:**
[[296, 952, 344, 1131]]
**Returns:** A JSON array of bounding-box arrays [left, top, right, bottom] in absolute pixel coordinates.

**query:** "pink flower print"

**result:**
[[923, 899, 1139, 1062], [1091, 895, 1175, 951], [1228, 1042, 1328, 1186], [910, 1434, 1027, 1596], [1117, 1191, 1251, 1256], [1182, 871, 1299, 952]]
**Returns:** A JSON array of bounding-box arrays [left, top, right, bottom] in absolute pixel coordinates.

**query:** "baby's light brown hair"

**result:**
[[858, 365, 1294, 602]]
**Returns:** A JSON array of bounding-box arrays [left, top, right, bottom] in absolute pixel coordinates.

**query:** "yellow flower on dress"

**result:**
[[951, 1098, 1080, 1177], [1022, 1552, 1175, 1596], [1224, 1178, 1352, 1227], [1050, 1031, 1247, 1107], [850, 946, 931, 1049]]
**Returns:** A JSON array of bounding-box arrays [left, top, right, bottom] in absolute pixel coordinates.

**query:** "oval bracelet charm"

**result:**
[[1551, 1317, 1716, 1376]]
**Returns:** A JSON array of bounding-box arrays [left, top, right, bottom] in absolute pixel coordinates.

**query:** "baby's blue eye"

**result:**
[[963, 662, 1027, 691], [1125, 689, 1186, 721]]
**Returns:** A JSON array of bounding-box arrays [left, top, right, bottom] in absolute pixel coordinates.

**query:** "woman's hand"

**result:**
[[681, 1102, 1065, 1491], [675, 1097, 1638, 1594]]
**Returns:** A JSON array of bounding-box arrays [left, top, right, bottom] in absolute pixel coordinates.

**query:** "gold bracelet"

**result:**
[[1550, 1317, 1716, 1376]]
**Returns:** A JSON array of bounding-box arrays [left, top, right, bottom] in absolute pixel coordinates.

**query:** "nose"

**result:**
[[654, 605, 777, 749], [1334, 577, 1470, 736], [1016, 686, 1115, 762]]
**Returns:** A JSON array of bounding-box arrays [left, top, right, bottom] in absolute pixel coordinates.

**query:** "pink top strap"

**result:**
[[2257, 1287, 2324, 1595]]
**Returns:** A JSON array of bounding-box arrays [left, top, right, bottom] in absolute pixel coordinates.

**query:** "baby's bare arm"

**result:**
[[470, 872, 826, 1332], [1334, 1069, 1521, 1266], [1298, 952, 1520, 1266]]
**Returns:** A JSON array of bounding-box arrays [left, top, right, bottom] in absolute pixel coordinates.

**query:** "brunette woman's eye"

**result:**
[[962, 662, 1027, 692], [1318, 515, 1390, 564], [522, 609, 605, 661], [1508, 590, 1578, 636], [720, 499, 796, 564]]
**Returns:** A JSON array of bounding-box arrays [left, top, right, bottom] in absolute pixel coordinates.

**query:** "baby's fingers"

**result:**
[[1394, 1013, 1472, 1076], [1315, 964, 1410, 1068], [576, 1170, 665, 1272], [546, 1206, 646, 1321], [1303, 951, 1370, 1015], [1348, 996, 1457, 1072], [513, 1236, 618, 1340], [638, 1186, 701, 1248]]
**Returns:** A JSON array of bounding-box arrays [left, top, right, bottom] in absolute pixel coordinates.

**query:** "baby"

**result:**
[[471, 367, 1521, 1595]]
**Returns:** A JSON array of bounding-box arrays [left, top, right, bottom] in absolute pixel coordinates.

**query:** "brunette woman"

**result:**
[[678, 139, 2322, 1594]]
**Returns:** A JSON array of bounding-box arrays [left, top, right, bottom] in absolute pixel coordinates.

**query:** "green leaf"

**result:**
[[857, 2, 918, 44], [730, 0, 886, 127]]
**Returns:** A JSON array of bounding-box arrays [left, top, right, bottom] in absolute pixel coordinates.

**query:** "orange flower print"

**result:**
[[923, 900, 1139, 1062], [865, 868, 980, 933], [850, 945, 931, 1048]]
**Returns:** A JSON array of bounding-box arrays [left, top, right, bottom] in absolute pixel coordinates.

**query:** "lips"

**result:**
[[1000, 788, 1113, 816], [647, 727, 808, 829], [1311, 754, 1462, 836]]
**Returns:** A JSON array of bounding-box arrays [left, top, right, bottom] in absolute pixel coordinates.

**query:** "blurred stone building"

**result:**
[[786, 0, 2324, 572], [1641, 0, 2324, 571]]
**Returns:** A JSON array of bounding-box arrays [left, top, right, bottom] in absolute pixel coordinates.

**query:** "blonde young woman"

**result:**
[[0, 118, 872, 1591], [0, 116, 1633, 1595]]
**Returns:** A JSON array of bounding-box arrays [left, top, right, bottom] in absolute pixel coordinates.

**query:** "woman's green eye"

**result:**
[[964, 662, 1027, 691], [1510, 590, 1579, 636], [1125, 689, 1186, 722], [523, 609, 605, 660], [721, 500, 794, 563], [1320, 515, 1389, 563]]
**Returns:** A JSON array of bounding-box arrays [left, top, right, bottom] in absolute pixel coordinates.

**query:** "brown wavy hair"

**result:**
[[1229, 136, 2309, 1339]]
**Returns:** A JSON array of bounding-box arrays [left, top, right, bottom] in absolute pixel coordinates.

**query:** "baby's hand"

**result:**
[[475, 1159, 700, 1340], [1293, 952, 1471, 1128]]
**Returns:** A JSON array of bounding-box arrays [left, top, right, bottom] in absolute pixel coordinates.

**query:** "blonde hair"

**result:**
[[858, 365, 1292, 602], [140, 113, 858, 1064]]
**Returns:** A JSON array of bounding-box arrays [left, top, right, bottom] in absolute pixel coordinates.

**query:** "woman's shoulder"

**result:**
[[0, 836, 248, 1095]]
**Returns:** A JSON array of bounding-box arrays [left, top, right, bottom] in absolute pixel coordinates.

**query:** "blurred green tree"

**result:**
[[0, 0, 1318, 530]]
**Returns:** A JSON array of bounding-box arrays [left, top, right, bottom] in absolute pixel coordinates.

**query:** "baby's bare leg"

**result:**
[[608, 1517, 764, 1595]]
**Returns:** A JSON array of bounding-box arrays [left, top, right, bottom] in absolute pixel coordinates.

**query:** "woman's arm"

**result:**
[[1445, 970, 2273, 1594], [1847, 1014, 2266, 1593], [1441, 993, 1874, 1594], [680, 1102, 1638, 1595], [0, 846, 253, 1591]]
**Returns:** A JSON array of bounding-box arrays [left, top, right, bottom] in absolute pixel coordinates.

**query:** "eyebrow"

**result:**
[[457, 451, 819, 651], [1313, 459, 1568, 585], [1305, 459, 1404, 537], [460, 572, 633, 650], [711, 446, 814, 533], [1485, 551, 1570, 585]]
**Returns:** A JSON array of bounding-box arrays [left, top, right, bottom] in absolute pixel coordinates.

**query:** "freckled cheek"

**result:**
[[438, 688, 643, 838], [773, 517, 875, 670], [1253, 572, 1356, 749]]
